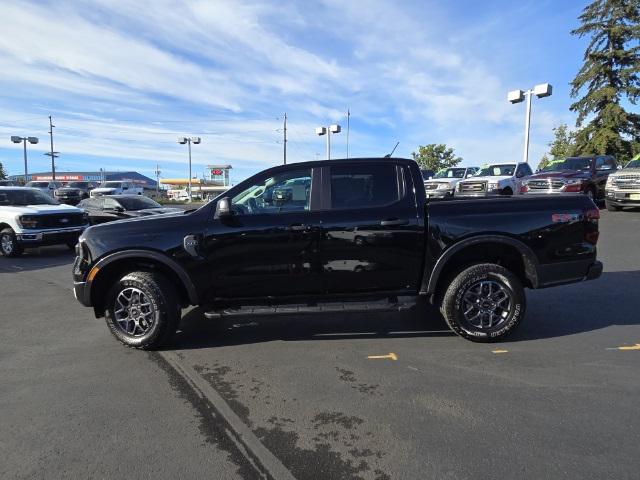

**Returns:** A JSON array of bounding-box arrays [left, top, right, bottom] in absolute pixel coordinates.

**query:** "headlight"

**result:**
[[437, 183, 450, 189], [488, 182, 499, 190], [19, 215, 40, 229], [564, 179, 583, 185]]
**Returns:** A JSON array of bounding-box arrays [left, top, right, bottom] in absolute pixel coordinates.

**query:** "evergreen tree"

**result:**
[[0, 161, 7, 180], [570, 0, 640, 163], [548, 124, 577, 160]]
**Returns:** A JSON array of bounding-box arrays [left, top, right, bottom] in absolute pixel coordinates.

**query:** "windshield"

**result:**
[[434, 168, 466, 179], [0, 189, 59, 206], [117, 196, 161, 210], [421, 170, 434, 180], [26, 182, 50, 188], [100, 182, 122, 188], [475, 164, 516, 177], [624, 159, 640, 169], [66, 182, 90, 188], [541, 157, 592, 172]]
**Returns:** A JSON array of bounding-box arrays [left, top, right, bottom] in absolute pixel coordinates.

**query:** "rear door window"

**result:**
[[330, 164, 400, 209]]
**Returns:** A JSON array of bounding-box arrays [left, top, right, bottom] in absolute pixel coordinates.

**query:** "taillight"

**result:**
[[520, 184, 529, 193], [563, 183, 582, 192], [585, 208, 600, 245]]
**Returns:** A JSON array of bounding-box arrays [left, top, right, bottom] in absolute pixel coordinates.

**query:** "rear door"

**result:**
[[319, 162, 423, 294]]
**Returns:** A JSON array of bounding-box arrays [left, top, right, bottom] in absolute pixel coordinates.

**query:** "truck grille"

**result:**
[[459, 181, 486, 193], [527, 179, 564, 190], [613, 175, 640, 190], [36, 213, 85, 229]]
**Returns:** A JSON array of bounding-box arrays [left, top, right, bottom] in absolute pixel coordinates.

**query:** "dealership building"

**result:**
[[9, 171, 157, 190]]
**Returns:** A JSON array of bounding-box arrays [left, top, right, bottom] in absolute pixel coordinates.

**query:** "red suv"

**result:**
[[522, 155, 617, 202]]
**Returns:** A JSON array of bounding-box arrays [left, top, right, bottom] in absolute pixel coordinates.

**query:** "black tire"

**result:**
[[440, 263, 526, 342], [605, 200, 621, 212], [501, 187, 513, 196], [105, 271, 180, 349], [0, 228, 24, 257], [585, 187, 596, 202]]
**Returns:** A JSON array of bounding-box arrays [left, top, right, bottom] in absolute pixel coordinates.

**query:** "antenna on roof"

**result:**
[[384, 141, 399, 158]]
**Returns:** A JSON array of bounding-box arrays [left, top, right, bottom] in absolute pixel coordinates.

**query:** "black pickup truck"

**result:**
[[72, 158, 602, 349]]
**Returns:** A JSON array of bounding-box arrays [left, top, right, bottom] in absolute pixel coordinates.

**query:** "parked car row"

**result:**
[[0, 185, 176, 257], [16, 180, 145, 205]]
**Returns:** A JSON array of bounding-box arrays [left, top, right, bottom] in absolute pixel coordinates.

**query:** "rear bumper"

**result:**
[[537, 259, 602, 288]]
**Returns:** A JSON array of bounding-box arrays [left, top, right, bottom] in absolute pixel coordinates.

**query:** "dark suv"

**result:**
[[523, 155, 617, 201], [54, 181, 98, 205]]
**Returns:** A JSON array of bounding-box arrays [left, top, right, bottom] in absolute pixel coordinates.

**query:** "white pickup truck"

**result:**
[[90, 181, 143, 197], [0, 187, 88, 257], [456, 162, 533, 197]]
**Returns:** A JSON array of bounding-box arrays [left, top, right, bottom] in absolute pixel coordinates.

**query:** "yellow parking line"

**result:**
[[492, 349, 509, 354], [367, 353, 398, 361], [617, 344, 640, 351]]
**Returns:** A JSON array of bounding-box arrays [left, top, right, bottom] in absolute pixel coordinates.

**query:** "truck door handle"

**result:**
[[289, 223, 308, 231], [380, 218, 408, 226]]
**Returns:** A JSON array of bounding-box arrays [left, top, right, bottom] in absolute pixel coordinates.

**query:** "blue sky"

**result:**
[[0, 0, 589, 184]]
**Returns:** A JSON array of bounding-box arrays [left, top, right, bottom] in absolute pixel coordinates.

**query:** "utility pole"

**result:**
[[155, 164, 161, 198], [283, 112, 287, 165], [48, 116, 56, 180], [346, 109, 350, 159]]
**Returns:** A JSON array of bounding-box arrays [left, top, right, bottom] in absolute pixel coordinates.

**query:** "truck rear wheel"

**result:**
[[440, 263, 525, 342], [1, 228, 23, 257], [105, 271, 180, 350]]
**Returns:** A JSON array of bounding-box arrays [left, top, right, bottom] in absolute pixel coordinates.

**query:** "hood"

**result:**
[[460, 175, 510, 183], [528, 170, 591, 181], [2, 203, 82, 215], [610, 168, 640, 177], [424, 178, 462, 186], [125, 207, 183, 217], [92, 187, 117, 193]]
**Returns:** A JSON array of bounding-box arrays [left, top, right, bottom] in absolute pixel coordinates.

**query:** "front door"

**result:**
[[319, 162, 423, 294], [203, 167, 323, 301]]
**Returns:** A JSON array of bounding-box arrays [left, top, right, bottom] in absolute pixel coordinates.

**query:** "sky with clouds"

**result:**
[[0, 0, 589, 184]]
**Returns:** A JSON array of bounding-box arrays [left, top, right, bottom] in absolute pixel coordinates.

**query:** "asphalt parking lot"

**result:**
[[1, 209, 639, 479]]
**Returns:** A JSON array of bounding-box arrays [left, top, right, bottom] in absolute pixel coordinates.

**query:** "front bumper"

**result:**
[[16, 225, 87, 247], [425, 189, 454, 198], [605, 189, 640, 207], [56, 196, 82, 205], [73, 280, 92, 307]]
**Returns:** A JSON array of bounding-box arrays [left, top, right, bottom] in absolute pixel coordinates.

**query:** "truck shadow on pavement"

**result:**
[[0, 247, 75, 273], [173, 301, 455, 350], [172, 270, 639, 350]]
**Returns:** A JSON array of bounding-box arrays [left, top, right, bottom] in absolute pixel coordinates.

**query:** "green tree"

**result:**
[[0, 161, 7, 180], [411, 144, 462, 172], [538, 153, 551, 171], [548, 124, 577, 160], [570, 0, 640, 163]]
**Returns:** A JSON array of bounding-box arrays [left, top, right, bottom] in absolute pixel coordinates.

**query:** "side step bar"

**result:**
[[204, 297, 416, 319]]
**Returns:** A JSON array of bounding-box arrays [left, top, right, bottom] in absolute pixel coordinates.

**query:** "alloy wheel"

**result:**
[[462, 280, 512, 329], [113, 287, 156, 337], [1, 234, 13, 255]]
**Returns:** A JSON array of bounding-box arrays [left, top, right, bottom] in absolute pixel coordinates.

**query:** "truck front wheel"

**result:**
[[441, 263, 525, 342], [105, 271, 180, 349], [1, 228, 23, 257]]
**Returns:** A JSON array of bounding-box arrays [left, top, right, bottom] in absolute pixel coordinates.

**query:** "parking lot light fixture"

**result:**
[[316, 124, 341, 160], [178, 136, 201, 202], [10, 135, 39, 181], [508, 83, 553, 164]]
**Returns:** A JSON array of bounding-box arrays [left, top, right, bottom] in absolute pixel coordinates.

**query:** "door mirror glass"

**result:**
[[216, 197, 232, 218]]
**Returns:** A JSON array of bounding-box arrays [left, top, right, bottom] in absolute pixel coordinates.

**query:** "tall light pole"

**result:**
[[315, 124, 341, 160], [154, 164, 161, 198], [508, 83, 553, 163], [10, 136, 39, 182], [178, 137, 201, 202]]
